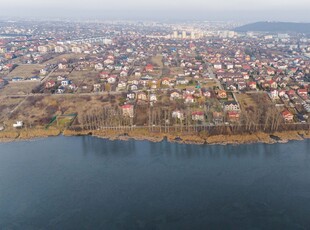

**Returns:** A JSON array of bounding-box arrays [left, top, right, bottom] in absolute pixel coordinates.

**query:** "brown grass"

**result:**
[[7, 64, 44, 78]]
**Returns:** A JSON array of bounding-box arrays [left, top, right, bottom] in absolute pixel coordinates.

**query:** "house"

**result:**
[[184, 94, 195, 104], [13, 121, 23, 128], [172, 110, 184, 120], [68, 84, 77, 91], [120, 70, 128, 77], [282, 110, 294, 122], [279, 81, 287, 88], [12, 77, 23, 82], [248, 82, 257, 90], [217, 90, 227, 99], [213, 111, 224, 123], [226, 82, 237, 91], [57, 76, 66, 81], [121, 104, 134, 118], [270, 90, 279, 100], [128, 84, 138, 91], [57, 86, 65, 94], [100, 71, 109, 78], [214, 63, 222, 69], [176, 77, 189, 85], [161, 78, 171, 86], [227, 111, 240, 122], [170, 91, 182, 100], [297, 89, 308, 99], [267, 68, 275, 75], [40, 69, 47, 75], [150, 80, 158, 89], [185, 88, 196, 95], [95, 63, 103, 71], [45, 80, 56, 89], [202, 89, 211, 98], [114, 65, 122, 71], [104, 58, 114, 65], [93, 84, 102, 92], [278, 90, 286, 97], [238, 82, 247, 91], [61, 80, 71, 86], [126, 92, 136, 100], [117, 81, 127, 90], [192, 111, 204, 121], [58, 63, 67, 70], [287, 90, 296, 99], [145, 64, 154, 72], [107, 75, 117, 84], [149, 94, 157, 103], [130, 79, 139, 85], [137, 92, 147, 101], [134, 71, 142, 77], [268, 80, 278, 89], [30, 76, 40, 81], [226, 63, 234, 69], [224, 101, 240, 111]]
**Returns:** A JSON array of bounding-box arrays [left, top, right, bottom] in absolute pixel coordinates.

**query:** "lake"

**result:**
[[0, 136, 310, 229]]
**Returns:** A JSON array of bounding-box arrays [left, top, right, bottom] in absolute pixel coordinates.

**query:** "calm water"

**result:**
[[0, 136, 310, 230]]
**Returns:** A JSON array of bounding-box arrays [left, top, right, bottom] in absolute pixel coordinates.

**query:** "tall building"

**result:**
[[38, 46, 49, 53], [55, 46, 65, 53], [173, 31, 178, 39], [190, 32, 195, 40]]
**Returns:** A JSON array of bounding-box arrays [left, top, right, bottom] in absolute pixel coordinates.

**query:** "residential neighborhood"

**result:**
[[0, 20, 309, 133]]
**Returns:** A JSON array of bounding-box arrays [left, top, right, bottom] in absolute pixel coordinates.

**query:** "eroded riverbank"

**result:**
[[1, 128, 310, 145]]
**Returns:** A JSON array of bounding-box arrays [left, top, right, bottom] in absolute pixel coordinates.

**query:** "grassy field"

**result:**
[[7, 64, 45, 79], [201, 79, 218, 89], [235, 93, 259, 110]]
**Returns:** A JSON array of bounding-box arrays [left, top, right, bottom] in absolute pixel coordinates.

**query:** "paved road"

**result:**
[[207, 66, 223, 89]]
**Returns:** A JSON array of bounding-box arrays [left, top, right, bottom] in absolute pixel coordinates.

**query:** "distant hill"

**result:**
[[234, 21, 310, 34]]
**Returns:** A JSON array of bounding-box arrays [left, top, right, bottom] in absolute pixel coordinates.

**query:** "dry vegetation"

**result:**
[[7, 64, 44, 78], [0, 82, 39, 95], [1, 95, 112, 129]]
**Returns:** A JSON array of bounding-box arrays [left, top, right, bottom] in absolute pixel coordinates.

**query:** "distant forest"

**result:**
[[234, 22, 310, 34]]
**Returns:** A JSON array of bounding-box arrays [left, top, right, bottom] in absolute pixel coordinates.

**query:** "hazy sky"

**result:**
[[1, 0, 310, 22]]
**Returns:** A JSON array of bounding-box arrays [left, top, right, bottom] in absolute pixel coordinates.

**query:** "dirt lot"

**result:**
[[69, 70, 99, 93], [169, 67, 183, 76], [151, 55, 163, 68], [7, 64, 45, 79], [201, 79, 218, 89]]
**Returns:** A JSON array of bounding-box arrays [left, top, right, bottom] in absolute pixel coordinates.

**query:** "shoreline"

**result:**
[[1, 128, 309, 145]]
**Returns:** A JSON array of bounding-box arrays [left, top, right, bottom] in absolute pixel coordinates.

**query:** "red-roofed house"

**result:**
[[227, 111, 240, 122], [192, 111, 205, 121], [121, 104, 134, 118], [145, 64, 154, 72], [45, 80, 56, 89], [282, 110, 293, 122], [297, 89, 308, 99]]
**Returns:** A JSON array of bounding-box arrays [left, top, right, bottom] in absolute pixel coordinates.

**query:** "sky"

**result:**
[[1, 0, 310, 22]]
